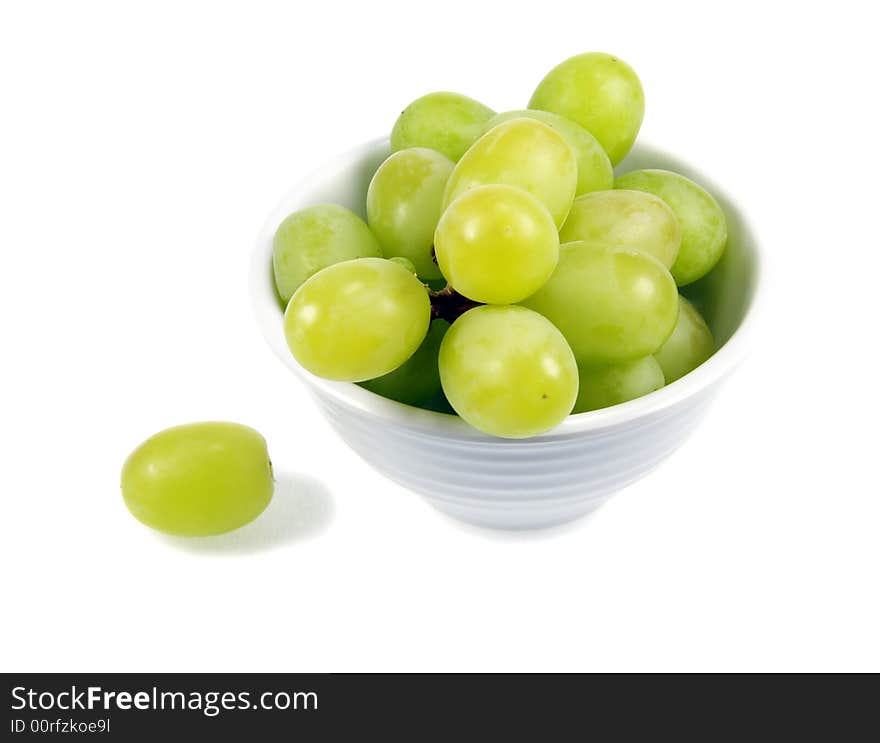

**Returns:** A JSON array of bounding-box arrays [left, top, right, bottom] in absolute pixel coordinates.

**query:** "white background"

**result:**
[[2, 1, 878, 672]]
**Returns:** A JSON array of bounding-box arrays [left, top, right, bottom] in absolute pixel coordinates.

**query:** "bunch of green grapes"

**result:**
[[273, 51, 726, 438]]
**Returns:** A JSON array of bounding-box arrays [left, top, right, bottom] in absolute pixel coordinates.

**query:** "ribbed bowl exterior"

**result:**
[[311, 385, 717, 529], [252, 138, 759, 530]]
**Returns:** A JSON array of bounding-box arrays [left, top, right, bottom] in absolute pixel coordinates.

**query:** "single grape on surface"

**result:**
[[439, 305, 578, 438], [284, 257, 431, 382], [434, 184, 559, 304], [391, 92, 495, 162], [559, 189, 681, 268], [442, 117, 577, 229], [121, 422, 274, 537], [573, 357, 665, 413], [529, 52, 645, 165], [654, 295, 715, 383], [272, 204, 382, 306], [615, 169, 727, 286], [521, 240, 679, 365], [361, 319, 449, 406], [367, 148, 454, 280], [481, 109, 613, 195]]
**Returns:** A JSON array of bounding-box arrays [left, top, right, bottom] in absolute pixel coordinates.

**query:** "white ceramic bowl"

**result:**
[[251, 138, 760, 529]]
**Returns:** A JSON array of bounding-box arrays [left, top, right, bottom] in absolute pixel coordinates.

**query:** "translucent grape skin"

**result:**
[[654, 296, 715, 383], [521, 241, 679, 365], [439, 305, 578, 438], [434, 184, 559, 304], [284, 258, 431, 382], [529, 52, 645, 166], [360, 319, 449, 406], [391, 92, 496, 162], [559, 189, 681, 268], [615, 169, 727, 286], [442, 118, 578, 229], [574, 357, 665, 414], [272, 204, 382, 306], [388, 256, 417, 274], [366, 148, 454, 280], [482, 109, 613, 196], [121, 422, 274, 537]]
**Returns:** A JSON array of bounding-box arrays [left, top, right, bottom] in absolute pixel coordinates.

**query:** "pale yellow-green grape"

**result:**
[[391, 92, 495, 162], [482, 109, 613, 195], [559, 189, 681, 268], [434, 184, 559, 304], [284, 258, 431, 382], [521, 241, 678, 364], [366, 148, 454, 280], [529, 52, 645, 165], [442, 118, 577, 228], [615, 169, 727, 286], [361, 320, 449, 406], [654, 296, 715, 383], [272, 204, 382, 306], [439, 305, 578, 438], [573, 357, 665, 414], [121, 422, 274, 537], [388, 256, 417, 274]]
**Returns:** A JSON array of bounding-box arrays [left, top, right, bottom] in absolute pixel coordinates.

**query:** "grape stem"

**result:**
[[428, 285, 481, 323]]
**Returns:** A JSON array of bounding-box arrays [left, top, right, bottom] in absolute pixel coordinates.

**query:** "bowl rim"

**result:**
[[250, 137, 762, 441]]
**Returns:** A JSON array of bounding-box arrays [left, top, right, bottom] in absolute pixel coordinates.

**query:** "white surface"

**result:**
[[1, 1, 878, 672], [252, 139, 758, 529]]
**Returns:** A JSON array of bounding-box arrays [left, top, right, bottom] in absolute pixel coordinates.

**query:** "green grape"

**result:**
[[614, 169, 727, 286], [272, 204, 382, 306], [559, 189, 681, 268], [366, 148, 454, 280], [391, 92, 496, 162], [573, 357, 665, 414], [284, 258, 431, 382], [361, 319, 449, 406], [442, 118, 577, 229], [121, 422, 274, 537], [521, 240, 678, 365], [388, 256, 417, 274], [654, 296, 715, 383], [528, 52, 645, 165], [439, 305, 578, 438], [434, 184, 559, 304], [482, 109, 613, 195]]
